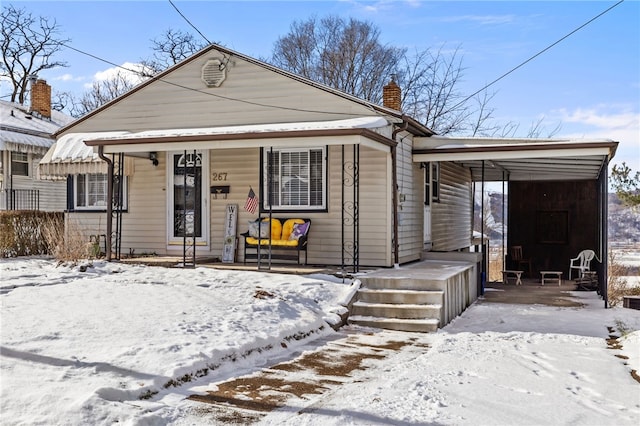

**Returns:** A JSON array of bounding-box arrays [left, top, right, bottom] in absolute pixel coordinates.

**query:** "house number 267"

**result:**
[[212, 172, 228, 181]]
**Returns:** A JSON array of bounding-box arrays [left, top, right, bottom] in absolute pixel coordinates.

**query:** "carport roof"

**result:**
[[413, 136, 618, 181]]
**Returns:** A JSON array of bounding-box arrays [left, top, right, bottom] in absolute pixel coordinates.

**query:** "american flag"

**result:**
[[244, 187, 258, 214]]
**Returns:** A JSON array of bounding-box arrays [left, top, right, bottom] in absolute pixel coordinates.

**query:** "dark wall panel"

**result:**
[[508, 180, 599, 277]]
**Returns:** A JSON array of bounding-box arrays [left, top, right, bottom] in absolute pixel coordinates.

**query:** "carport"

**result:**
[[413, 136, 618, 307]]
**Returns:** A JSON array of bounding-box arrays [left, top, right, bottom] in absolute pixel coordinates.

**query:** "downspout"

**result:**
[[391, 117, 408, 267], [98, 146, 113, 261]]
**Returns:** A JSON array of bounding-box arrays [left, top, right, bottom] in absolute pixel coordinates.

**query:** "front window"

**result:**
[[74, 174, 127, 210], [262, 147, 326, 211], [11, 152, 28, 176]]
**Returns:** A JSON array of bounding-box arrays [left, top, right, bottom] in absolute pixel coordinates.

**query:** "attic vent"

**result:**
[[201, 59, 226, 87]]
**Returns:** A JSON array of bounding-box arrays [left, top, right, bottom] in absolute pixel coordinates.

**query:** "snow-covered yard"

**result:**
[[1, 257, 639, 425]]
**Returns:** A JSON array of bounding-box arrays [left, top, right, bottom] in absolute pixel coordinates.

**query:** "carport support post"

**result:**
[[481, 160, 486, 294], [600, 159, 609, 308]]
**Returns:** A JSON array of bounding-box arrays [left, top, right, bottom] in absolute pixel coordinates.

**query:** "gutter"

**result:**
[[97, 146, 113, 261], [391, 116, 409, 267]]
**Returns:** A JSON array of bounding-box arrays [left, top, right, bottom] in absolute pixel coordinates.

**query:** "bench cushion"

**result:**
[[282, 219, 306, 240], [248, 219, 270, 238], [245, 237, 299, 247]]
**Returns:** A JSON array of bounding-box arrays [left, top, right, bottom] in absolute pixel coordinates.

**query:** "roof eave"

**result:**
[[55, 43, 435, 138]]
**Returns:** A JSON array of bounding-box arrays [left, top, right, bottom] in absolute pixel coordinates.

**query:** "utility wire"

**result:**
[[451, 0, 625, 113], [1, 19, 359, 117], [168, 0, 211, 45]]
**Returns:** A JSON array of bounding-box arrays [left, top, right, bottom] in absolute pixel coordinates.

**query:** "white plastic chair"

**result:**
[[569, 249, 596, 280]]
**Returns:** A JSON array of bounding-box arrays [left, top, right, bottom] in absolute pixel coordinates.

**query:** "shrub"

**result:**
[[41, 215, 95, 262], [607, 250, 640, 307], [0, 212, 97, 262], [0, 211, 64, 258]]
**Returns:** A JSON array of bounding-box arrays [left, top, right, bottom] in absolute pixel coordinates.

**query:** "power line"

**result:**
[[1, 18, 362, 117], [452, 0, 626, 113], [168, 0, 211, 45]]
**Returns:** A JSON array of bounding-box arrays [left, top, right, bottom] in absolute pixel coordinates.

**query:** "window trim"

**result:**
[[11, 152, 29, 176], [71, 173, 128, 211], [260, 146, 328, 212]]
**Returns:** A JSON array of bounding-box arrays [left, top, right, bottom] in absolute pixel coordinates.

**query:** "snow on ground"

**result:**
[[1, 256, 639, 425]]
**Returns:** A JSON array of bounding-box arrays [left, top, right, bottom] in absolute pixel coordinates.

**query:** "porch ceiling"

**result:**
[[412, 137, 618, 181]]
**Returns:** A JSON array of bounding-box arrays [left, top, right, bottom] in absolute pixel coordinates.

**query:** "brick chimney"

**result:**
[[383, 77, 401, 112], [30, 78, 52, 119]]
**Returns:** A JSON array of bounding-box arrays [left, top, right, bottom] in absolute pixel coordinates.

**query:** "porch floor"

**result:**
[[118, 256, 362, 277], [482, 277, 588, 307], [118, 256, 597, 308]]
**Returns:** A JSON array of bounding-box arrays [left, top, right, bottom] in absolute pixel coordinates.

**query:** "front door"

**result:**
[[167, 151, 209, 248]]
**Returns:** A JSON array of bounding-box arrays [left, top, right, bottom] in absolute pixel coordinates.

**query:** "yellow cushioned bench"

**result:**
[[241, 218, 311, 265]]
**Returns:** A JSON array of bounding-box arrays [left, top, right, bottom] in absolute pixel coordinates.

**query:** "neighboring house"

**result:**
[[1, 79, 73, 211], [39, 44, 617, 303]]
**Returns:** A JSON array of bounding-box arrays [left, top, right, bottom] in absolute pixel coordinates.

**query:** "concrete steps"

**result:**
[[351, 301, 442, 319], [348, 276, 445, 333], [348, 315, 439, 333], [357, 288, 443, 305]]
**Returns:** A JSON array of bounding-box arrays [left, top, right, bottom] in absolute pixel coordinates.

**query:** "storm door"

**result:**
[[168, 151, 209, 247]]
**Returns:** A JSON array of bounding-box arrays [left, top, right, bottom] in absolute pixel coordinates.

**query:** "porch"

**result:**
[[119, 255, 480, 332]]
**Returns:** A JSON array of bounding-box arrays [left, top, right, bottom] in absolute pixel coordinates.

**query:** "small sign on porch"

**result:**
[[222, 204, 238, 263]]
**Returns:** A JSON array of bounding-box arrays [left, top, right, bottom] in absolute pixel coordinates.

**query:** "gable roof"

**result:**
[[55, 43, 434, 138]]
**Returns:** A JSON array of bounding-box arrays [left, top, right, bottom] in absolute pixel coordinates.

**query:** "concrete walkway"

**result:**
[[185, 327, 424, 424]]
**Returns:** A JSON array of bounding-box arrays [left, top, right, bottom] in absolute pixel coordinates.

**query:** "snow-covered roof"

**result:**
[[0, 100, 74, 153], [87, 117, 389, 142], [40, 117, 388, 178]]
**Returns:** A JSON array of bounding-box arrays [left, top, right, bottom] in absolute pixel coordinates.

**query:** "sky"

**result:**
[[1, 256, 639, 424], [3, 0, 639, 168]]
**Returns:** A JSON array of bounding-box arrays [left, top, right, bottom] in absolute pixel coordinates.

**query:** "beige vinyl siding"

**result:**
[[64, 144, 394, 266], [226, 145, 392, 267], [119, 157, 167, 254], [65, 213, 107, 245], [395, 135, 423, 264], [431, 162, 472, 252], [66, 157, 166, 255], [323, 145, 392, 267], [209, 148, 260, 260], [62, 49, 378, 135]]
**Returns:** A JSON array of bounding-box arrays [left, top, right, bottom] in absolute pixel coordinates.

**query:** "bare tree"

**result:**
[[272, 17, 499, 136], [71, 72, 136, 117], [0, 4, 69, 103], [495, 116, 562, 138], [272, 16, 405, 105], [399, 46, 472, 134], [141, 28, 206, 74]]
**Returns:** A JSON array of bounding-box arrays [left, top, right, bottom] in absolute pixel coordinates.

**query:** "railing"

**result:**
[[0, 189, 40, 211]]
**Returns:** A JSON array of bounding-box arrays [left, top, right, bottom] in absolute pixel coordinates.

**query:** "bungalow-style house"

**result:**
[[1, 79, 73, 210], [39, 44, 618, 326]]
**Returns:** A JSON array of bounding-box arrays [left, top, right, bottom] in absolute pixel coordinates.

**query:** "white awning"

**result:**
[[38, 132, 135, 179], [0, 129, 53, 154]]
